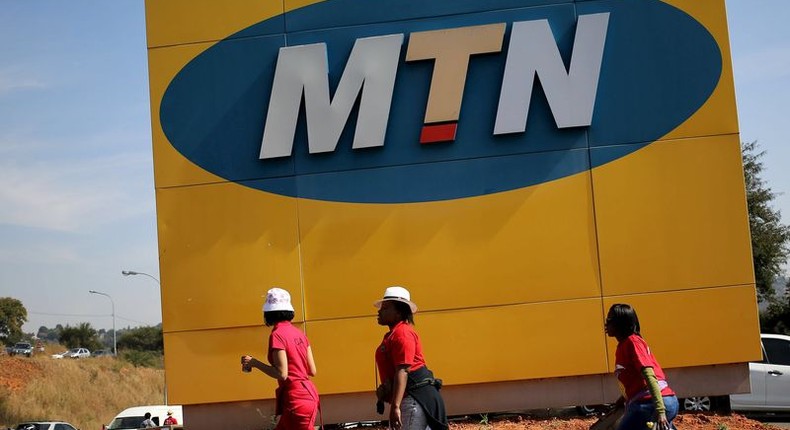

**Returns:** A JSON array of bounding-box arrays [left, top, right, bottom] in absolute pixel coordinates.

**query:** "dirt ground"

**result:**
[[0, 355, 43, 393], [441, 412, 781, 430]]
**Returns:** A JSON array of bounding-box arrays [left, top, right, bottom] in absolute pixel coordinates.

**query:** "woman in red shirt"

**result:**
[[374, 286, 447, 430], [242, 288, 320, 430], [605, 303, 678, 430]]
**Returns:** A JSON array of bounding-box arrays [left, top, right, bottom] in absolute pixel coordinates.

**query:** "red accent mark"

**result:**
[[420, 123, 457, 144]]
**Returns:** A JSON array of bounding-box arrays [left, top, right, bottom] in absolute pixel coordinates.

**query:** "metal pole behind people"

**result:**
[[122, 270, 168, 405], [89, 290, 116, 356]]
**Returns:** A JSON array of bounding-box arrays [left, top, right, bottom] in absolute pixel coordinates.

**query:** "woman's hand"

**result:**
[[241, 355, 254, 372], [656, 412, 670, 430], [389, 404, 402, 429]]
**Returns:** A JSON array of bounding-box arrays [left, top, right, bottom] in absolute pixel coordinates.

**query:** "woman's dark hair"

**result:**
[[607, 303, 641, 337], [264, 310, 295, 327], [392, 301, 415, 325]]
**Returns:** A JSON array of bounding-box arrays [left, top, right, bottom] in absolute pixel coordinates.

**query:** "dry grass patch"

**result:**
[[0, 355, 164, 429]]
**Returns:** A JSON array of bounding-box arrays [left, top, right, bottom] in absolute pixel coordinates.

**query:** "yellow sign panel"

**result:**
[[146, 0, 759, 407]]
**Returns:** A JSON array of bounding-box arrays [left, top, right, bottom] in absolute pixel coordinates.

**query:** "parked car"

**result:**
[[91, 349, 112, 357], [14, 421, 78, 430], [682, 333, 790, 413], [51, 350, 69, 359], [107, 405, 183, 429], [576, 404, 614, 416], [66, 348, 90, 359], [10, 342, 33, 357]]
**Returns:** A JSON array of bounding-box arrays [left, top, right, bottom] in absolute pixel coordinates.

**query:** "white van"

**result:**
[[107, 405, 183, 429]]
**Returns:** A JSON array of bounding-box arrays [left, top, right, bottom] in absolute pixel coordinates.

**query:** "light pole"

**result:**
[[122, 269, 167, 404], [121, 270, 160, 285], [89, 290, 116, 356]]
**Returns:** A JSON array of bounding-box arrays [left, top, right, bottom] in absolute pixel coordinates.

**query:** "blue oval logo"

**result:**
[[160, 0, 721, 203]]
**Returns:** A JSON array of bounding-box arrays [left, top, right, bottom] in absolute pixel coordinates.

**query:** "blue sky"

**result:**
[[0, 0, 788, 333], [0, 1, 157, 332]]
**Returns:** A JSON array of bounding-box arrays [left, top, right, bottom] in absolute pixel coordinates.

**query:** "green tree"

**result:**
[[762, 278, 790, 335], [743, 141, 790, 303], [59, 322, 102, 351], [117, 326, 163, 352], [36, 325, 60, 343], [0, 297, 27, 345]]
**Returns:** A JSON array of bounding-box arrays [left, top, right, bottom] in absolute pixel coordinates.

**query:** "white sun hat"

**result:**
[[263, 287, 295, 312], [374, 286, 418, 313]]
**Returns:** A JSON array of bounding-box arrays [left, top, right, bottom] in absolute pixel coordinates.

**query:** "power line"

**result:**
[[28, 311, 109, 318], [115, 315, 149, 325], [28, 311, 153, 326]]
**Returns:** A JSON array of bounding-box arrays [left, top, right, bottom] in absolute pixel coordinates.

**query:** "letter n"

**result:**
[[494, 13, 610, 134]]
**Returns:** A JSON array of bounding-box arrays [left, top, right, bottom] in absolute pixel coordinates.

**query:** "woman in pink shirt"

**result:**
[[242, 288, 319, 430]]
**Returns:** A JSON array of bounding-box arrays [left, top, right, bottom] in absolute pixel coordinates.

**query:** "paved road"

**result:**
[[754, 416, 790, 429]]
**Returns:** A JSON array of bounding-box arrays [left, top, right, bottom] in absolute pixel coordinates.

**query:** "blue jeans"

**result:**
[[618, 395, 678, 430], [398, 395, 429, 430]]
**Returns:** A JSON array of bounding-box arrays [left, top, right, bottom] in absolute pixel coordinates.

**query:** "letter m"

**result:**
[[259, 34, 404, 159]]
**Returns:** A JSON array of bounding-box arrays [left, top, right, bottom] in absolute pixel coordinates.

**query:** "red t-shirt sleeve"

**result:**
[[270, 330, 286, 350], [630, 336, 653, 369], [389, 329, 416, 367]]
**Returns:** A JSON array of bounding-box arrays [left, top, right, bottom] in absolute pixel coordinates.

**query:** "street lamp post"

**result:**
[[121, 270, 160, 285], [122, 269, 167, 404], [89, 290, 116, 356]]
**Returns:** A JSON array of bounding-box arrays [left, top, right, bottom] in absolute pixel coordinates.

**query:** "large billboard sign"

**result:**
[[146, 0, 759, 427]]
